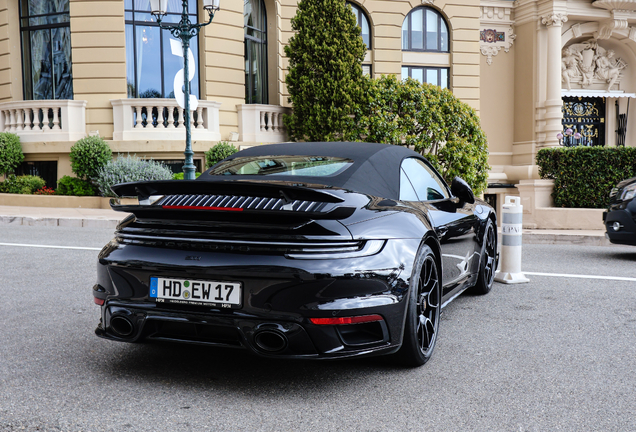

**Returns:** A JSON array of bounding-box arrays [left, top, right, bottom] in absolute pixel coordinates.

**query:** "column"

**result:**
[[541, 13, 568, 148]]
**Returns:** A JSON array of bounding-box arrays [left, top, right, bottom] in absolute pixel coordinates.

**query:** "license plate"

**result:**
[[149, 277, 242, 308]]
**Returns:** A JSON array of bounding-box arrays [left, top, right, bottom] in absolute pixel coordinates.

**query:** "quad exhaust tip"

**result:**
[[253, 330, 288, 353]]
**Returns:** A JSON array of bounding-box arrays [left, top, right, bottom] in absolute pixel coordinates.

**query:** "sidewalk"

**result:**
[[0, 204, 612, 245], [0, 205, 121, 228]]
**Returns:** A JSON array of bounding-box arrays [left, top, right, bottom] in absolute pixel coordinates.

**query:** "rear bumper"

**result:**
[[95, 301, 401, 359], [94, 238, 420, 359]]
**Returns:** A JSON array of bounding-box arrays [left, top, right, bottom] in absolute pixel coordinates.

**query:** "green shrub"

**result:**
[[537, 146, 636, 208], [0, 174, 45, 194], [0, 133, 24, 176], [56, 175, 99, 196], [69, 136, 112, 180], [172, 172, 201, 180], [205, 142, 238, 168], [93, 154, 173, 197], [283, 0, 367, 141], [353, 75, 490, 195]]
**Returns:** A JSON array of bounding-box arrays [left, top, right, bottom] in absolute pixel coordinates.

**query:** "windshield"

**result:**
[[209, 156, 353, 177]]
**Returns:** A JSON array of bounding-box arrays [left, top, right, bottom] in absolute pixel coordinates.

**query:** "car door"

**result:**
[[400, 158, 479, 294]]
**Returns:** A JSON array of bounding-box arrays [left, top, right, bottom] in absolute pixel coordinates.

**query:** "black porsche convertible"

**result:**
[[93, 142, 497, 366]]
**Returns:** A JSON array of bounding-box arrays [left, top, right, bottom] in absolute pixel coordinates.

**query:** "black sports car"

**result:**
[[604, 176, 636, 245], [93, 142, 497, 366]]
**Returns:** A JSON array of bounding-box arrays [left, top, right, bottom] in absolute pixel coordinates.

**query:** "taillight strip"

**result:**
[[310, 315, 384, 325]]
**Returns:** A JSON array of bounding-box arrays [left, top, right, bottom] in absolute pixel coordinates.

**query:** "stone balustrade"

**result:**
[[111, 98, 221, 141], [0, 100, 87, 142], [237, 104, 291, 143]]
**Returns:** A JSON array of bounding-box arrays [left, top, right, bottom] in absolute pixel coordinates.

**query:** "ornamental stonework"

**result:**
[[561, 39, 628, 91], [480, 2, 515, 66], [541, 13, 568, 27]]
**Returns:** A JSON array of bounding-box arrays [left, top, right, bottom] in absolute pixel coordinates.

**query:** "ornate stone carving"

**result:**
[[481, 46, 501, 65], [561, 39, 628, 91], [596, 10, 631, 39], [541, 13, 568, 27], [505, 28, 516, 53], [592, 0, 636, 11], [480, 2, 515, 65]]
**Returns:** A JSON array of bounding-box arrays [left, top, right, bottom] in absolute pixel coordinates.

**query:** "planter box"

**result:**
[[0, 194, 137, 209]]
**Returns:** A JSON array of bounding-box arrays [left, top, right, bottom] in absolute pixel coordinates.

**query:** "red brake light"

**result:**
[[310, 314, 383, 325], [93, 297, 105, 306]]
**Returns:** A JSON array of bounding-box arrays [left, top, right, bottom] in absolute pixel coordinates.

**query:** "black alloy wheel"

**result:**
[[395, 245, 441, 367], [471, 219, 497, 295]]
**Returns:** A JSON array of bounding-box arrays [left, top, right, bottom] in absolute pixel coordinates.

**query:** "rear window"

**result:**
[[209, 156, 353, 177]]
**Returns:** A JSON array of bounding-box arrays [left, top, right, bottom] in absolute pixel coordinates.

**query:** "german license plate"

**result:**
[[149, 277, 242, 308]]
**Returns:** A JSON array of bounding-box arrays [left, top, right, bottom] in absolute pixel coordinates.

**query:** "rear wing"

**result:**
[[109, 180, 355, 221]]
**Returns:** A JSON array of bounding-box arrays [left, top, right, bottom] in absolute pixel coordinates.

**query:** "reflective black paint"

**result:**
[[95, 177, 496, 360], [604, 176, 636, 246], [93, 146, 496, 364]]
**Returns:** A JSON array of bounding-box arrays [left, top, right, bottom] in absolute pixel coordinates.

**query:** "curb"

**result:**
[[1, 215, 119, 229], [522, 232, 611, 246]]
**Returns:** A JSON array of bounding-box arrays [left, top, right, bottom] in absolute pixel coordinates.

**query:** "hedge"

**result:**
[[0, 174, 46, 194], [56, 176, 99, 196], [69, 136, 112, 180], [536, 146, 636, 208], [0, 132, 24, 176], [205, 142, 238, 168]]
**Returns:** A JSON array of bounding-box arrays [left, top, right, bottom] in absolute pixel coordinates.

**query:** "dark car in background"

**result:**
[[604, 176, 636, 245], [92, 142, 497, 366]]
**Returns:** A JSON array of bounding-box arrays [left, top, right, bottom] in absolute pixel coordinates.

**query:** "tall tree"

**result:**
[[284, 0, 367, 141]]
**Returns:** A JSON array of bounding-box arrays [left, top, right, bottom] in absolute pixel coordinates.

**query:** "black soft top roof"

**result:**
[[199, 142, 427, 200]]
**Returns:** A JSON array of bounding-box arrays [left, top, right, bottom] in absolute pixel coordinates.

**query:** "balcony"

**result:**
[[0, 100, 87, 143], [111, 99, 221, 141], [237, 104, 291, 143]]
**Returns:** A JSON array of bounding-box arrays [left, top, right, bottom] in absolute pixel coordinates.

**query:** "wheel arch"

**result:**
[[422, 233, 442, 281]]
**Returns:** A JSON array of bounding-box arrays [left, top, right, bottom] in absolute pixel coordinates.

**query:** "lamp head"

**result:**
[[149, 0, 168, 15], [202, 0, 220, 12]]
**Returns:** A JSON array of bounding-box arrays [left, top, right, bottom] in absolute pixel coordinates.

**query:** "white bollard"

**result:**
[[494, 196, 529, 284]]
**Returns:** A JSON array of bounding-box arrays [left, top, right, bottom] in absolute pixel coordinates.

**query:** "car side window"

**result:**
[[401, 157, 450, 201], [400, 168, 419, 201]]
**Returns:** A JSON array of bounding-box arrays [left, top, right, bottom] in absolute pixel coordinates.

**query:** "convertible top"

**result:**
[[199, 142, 426, 200]]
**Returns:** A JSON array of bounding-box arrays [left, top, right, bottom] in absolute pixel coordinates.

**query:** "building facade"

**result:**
[[1, 0, 635, 217]]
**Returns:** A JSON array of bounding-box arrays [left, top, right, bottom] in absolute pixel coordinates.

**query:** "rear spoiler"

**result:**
[[109, 179, 355, 220], [111, 180, 345, 203]]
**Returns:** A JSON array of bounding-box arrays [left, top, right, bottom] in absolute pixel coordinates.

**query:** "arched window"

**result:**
[[401, 7, 449, 88], [347, 2, 372, 76], [20, 0, 73, 100], [402, 7, 448, 52], [245, 0, 268, 104], [124, 0, 200, 99], [347, 3, 370, 49]]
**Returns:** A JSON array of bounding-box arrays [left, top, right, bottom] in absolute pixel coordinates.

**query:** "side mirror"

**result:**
[[451, 177, 475, 204]]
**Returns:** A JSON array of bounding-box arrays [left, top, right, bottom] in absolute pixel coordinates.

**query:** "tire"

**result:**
[[470, 219, 497, 295], [395, 244, 441, 367]]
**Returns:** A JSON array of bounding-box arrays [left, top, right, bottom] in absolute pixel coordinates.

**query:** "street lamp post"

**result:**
[[149, 0, 220, 180]]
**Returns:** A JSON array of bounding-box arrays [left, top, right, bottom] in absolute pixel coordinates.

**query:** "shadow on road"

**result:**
[[92, 341, 418, 396], [602, 250, 636, 262]]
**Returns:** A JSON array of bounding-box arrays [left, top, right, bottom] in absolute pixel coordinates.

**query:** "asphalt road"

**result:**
[[1, 224, 636, 431]]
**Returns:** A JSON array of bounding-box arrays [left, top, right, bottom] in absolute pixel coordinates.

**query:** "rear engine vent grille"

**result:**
[[116, 234, 365, 255], [157, 194, 330, 213]]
